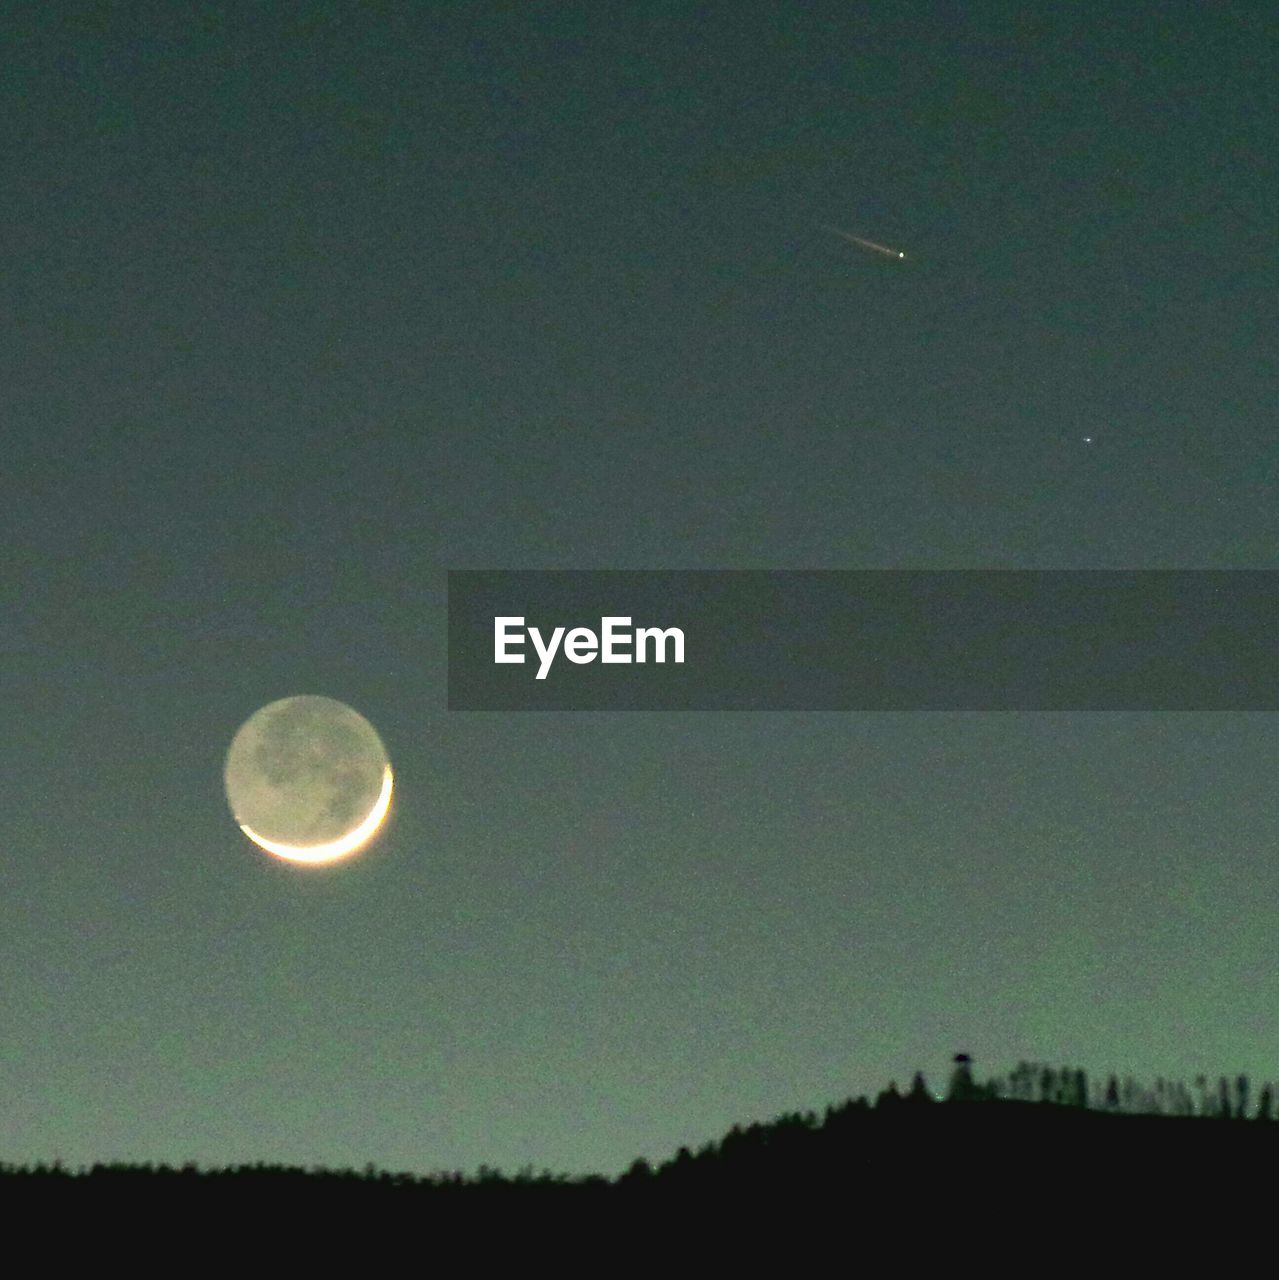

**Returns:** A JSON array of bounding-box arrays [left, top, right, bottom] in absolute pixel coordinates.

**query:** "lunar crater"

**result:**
[[224, 695, 392, 864]]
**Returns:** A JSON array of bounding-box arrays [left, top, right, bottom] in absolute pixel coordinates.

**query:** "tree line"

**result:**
[[3, 1053, 1275, 1193], [943, 1052, 1275, 1119]]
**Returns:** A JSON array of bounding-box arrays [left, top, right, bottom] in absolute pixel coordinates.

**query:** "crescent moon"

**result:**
[[239, 764, 394, 865]]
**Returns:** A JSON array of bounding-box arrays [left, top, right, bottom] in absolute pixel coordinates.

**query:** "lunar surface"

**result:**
[[224, 695, 393, 865]]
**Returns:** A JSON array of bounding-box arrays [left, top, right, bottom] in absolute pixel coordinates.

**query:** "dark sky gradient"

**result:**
[[3, 2, 1277, 1174]]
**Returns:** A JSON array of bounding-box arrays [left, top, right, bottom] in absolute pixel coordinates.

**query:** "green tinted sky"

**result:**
[[3, 2, 1277, 1174]]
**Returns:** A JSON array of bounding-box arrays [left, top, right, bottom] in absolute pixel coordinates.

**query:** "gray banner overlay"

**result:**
[[447, 571, 1279, 711]]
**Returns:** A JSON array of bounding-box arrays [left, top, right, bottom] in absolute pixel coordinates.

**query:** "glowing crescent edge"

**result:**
[[239, 764, 394, 865]]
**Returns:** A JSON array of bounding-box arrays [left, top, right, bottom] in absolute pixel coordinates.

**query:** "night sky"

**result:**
[[4, 2, 1277, 1176]]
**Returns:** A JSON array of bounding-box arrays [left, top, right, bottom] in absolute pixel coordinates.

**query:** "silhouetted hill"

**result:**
[[4, 1057, 1276, 1215], [624, 1097, 1279, 1201]]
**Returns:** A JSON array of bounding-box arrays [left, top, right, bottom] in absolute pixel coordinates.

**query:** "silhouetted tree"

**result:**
[[1235, 1075, 1249, 1121], [1070, 1068, 1088, 1108], [1153, 1077, 1168, 1115], [1195, 1075, 1210, 1116], [1040, 1066, 1058, 1104], [1219, 1077, 1233, 1119], [1008, 1061, 1035, 1101], [1104, 1076, 1120, 1111], [622, 1157, 654, 1181], [875, 1081, 903, 1109], [907, 1072, 934, 1103], [1256, 1084, 1273, 1122], [948, 1053, 977, 1102]]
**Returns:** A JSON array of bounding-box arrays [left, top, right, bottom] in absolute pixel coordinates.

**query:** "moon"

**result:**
[[224, 695, 393, 866]]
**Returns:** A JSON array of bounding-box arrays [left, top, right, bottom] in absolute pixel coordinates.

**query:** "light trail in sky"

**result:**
[[821, 224, 906, 260]]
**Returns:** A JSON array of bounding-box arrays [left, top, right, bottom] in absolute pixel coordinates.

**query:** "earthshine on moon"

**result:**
[[224, 695, 393, 866]]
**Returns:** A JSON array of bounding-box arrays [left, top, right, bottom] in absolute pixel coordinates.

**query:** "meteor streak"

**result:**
[[822, 224, 906, 260]]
